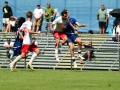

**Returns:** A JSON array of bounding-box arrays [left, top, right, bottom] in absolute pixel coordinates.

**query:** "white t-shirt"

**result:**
[[116, 26, 120, 35], [33, 8, 44, 19], [10, 21, 16, 26], [4, 41, 14, 52], [20, 21, 32, 45], [52, 16, 69, 32]]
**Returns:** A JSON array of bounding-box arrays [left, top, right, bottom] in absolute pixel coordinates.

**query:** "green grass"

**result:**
[[0, 69, 120, 90]]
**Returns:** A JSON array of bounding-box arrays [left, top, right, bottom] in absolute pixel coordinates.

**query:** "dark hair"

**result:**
[[61, 11, 67, 16], [18, 17, 26, 27], [5, 1, 8, 4]]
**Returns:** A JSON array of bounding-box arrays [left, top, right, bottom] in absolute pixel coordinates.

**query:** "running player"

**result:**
[[50, 11, 77, 62], [64, 10, 86, 68], [10, 11, 40, 71]]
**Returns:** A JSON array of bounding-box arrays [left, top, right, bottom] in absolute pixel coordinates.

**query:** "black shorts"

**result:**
[[99, 21, 106, 28]]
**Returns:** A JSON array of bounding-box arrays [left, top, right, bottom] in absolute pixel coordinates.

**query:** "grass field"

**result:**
[[0, 69, 120, 90]]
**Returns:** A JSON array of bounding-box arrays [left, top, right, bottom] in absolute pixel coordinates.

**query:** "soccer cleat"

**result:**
[[73, 61, 77, 68], [27, 63, 34, 71], [78, 54, 85, 59], [55, 56, 60, 62], [7, 66, 10, 70], [9, 63, 14, 71]]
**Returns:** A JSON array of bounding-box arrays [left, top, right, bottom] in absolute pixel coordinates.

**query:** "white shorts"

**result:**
[[3, 18, 9, 24]]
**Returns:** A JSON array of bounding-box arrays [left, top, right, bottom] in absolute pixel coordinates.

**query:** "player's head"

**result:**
[[37, 4, 40, 9], [62, 9, 70, 18], [18, 17, 26, 27], [47, 2, 50, 8], [4, 1, 8, 6], [26, 11, 32, 20], [61, 11, 68, 20]]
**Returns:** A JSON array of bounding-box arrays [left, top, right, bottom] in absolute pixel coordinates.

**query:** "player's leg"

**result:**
[[28, 44, 40, 70], [53, 31, 61, 62], [59, 32, 68, 46], [68, 41, 77, 68], [10, 45, 29, 71]]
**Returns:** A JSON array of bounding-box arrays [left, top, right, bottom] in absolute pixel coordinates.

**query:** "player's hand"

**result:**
[[83, 24, 86, 27]]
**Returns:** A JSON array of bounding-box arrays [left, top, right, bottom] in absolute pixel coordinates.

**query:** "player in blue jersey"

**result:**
[[13, 17, 25, 57], [63, 10, 86, 67]]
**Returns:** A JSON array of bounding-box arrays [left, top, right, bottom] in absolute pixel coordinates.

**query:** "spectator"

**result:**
[[80, 42, 94, 63], [33, 4, 44, 32], [112, 22, 120, 42], [2, 1, 13, 33], [3, 38, 14, 63], [6, 16, 18, 33], [44, 2, 56, 32], [97, 5, 108, 34]]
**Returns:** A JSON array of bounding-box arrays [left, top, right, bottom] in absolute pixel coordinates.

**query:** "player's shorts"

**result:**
[[67, 34, 78, 44], [3, 18, 9, 26], [99, 21, 106, 28], [33, 18, 42, 26], [53, 31, 67, 39], [13, 47, 22, 56], [21, 44, 38, 53]]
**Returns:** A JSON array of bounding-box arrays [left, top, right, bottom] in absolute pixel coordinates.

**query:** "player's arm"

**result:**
[[28, 29, 40, 34], [75, 22, 86, 27], [50, 23, 55, 32], [68, 22, 78, 30], [18, 29, 24, 40], [14, 33, 17, 39]]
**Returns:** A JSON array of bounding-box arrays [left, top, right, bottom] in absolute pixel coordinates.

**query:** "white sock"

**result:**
[[11, 55, 21, 66], [55, 49, 58, 57], [28, 53, 37, 64]]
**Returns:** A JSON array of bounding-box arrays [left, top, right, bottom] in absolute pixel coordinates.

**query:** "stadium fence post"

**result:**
[[118, 34, 120, 71]]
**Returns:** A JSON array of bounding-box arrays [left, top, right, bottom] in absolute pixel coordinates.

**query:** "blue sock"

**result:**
[[72, 59, 75, 63], [78, 52, 81, 54]]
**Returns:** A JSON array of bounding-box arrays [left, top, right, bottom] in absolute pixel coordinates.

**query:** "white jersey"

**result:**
[[33, 8, 44, 19], [116, 26, 120, 35], [20, 20, 32, 45], [52, 16, 69, 32]]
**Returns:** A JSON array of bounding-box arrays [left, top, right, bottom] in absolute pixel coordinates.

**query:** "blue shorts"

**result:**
[[13, 47, 21, 56], [67, 34, 78, 44]]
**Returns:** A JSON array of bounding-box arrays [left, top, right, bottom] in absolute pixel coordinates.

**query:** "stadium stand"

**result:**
[[1, 32, 119, 70]]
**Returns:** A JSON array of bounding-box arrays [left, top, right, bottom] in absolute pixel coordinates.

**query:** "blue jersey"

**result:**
[[13, 31, 24, 48], [65, 18, 77, 35]]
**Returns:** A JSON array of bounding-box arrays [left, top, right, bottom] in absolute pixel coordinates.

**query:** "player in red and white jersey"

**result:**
[[50, 11, 77, 62], [10, 11, 40, 71]]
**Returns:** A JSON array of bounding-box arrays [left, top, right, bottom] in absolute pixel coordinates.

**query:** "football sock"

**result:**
[[28, 53, 37, 64]]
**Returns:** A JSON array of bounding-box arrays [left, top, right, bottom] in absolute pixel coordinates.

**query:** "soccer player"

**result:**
[[50, 11, 77, 62], [13, 17, 26, 57], [64, 10, 86, 68], [10, 11, 40, 71]]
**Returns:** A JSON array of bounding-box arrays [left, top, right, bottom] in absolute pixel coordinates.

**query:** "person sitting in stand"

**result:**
[[80, 41, 94, 63]]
